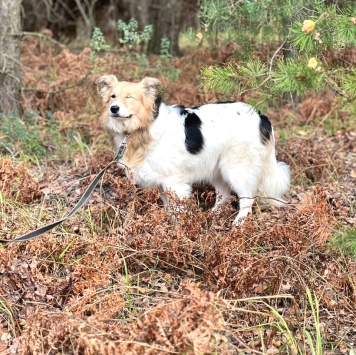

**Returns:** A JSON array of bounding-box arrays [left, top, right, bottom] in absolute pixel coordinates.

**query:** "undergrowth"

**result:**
[[0, 110, 91, 162], [329, 228, 356, 256], [0, 32, 355, 354], [1, 180, 355, 353], [0, 112, 46, 158]]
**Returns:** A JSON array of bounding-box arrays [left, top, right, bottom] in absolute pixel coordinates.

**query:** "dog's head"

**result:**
[[95, 75, 163, 134]]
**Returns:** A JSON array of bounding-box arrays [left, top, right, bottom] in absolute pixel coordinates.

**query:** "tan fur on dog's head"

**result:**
[[95, 75, 162, 133], [95, 75, 163, 168], [95, 75, 119, 100]]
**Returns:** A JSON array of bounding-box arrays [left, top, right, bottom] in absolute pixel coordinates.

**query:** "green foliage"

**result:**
[[262, 288, 324, 354], [201, 56, 326, 99], [90, 27, 110, 62], [200, 59, 268, 95], [336, 10, 356, 46], [0, 111, 87, 160], [199, 1, 356, 102], [304, 288, 323, 355], [272, 58, 324, 96], [90, 27, 110, 52], [290, 5, 356, 53], [0, 112, 46, 157], [200, 0, 328, 43], [340, 69, 356, 99], [290, 21, 318, 53], [329, 228, 356, 256], [160, 37, 171, 60], [200, 0, 238, 33], [89, 18, 179, 81], [155, 37, 180, 82], [117, 19, 153, 51]]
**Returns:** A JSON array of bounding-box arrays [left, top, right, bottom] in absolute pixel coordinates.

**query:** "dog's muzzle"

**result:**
[[110, 105, 132, 119], [110, 105, 120, 115]]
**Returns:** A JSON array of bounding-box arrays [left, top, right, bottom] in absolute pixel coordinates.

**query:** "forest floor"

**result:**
[[0, 35, 355, 354]]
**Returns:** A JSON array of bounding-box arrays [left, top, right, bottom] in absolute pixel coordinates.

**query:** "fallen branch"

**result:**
[[22, 31, 67, 50], [21, 72, 91, 95]]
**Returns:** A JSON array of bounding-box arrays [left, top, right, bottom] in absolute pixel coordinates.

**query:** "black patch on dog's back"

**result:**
[[259, 113, 272, 145], [184, 110, 204, 154]]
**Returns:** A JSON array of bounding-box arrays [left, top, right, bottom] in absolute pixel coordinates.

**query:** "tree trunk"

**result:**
[[0, 0, 22, 116], [146, 0, 182, 56], [123, 0, 199, 56]]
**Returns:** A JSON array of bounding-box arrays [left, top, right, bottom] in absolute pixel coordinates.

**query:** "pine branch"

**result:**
[[199, 1, 356, 100]]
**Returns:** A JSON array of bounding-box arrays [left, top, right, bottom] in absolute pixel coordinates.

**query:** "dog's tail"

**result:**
[[258, 138, 290, 207]]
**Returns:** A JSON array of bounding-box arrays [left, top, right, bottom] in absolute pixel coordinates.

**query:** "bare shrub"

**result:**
[[0, 158, 41, 203]]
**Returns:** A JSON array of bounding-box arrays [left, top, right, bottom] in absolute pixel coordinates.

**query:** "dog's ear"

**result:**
[[140, 77, 163, 101], [140, 77, 164, 118], [95, 75, 118, 97]]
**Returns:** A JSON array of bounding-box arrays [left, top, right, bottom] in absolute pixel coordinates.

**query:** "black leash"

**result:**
[[0, 137, 128, 244]]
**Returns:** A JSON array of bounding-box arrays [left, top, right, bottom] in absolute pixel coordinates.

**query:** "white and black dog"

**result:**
[[96, 75, 290, 225]]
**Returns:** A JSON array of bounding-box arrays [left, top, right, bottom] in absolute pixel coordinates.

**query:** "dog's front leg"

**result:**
[[161, 183, 192, 222], [211, 176, 231, 212], [159, 186, 169, 207]]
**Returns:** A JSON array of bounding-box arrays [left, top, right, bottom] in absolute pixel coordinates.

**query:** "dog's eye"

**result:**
[[111, 94, 116, 99], [126, 95, 132, 99]]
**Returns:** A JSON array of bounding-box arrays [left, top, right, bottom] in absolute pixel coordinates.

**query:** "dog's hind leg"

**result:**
[[234, 196, 254, 226], [220, 162, 261, 226]]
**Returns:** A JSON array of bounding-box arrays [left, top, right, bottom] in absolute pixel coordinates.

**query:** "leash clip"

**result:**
[[115, 134, 130, 161]]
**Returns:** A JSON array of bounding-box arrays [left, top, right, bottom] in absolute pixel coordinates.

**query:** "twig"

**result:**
[[269, 39, 287, 74], [238, 196, 290, 205], [73, 0, 91, 27], [239, 39, 287, 96], [324, 76, 349, 99], [22, 72, 91, 95], [22, 31, 67, 49], [317, 103, 340, 127], [0, 142, 14, 156]]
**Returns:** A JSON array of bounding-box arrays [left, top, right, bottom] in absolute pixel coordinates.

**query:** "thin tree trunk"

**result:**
[[123, 0, 199, 56], [0, 0, 22, 116], [147, 0, 182, 56]]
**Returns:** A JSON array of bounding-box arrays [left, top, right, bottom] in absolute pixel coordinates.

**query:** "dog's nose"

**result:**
[[110, 105, 120, 114]]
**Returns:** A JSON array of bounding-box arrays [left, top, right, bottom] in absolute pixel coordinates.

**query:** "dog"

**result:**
[[96, 75, 290, 225]]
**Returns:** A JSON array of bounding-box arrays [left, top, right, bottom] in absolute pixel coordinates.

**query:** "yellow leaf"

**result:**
[[307, 57, 318, 69], [302, 20, 315, 34]]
